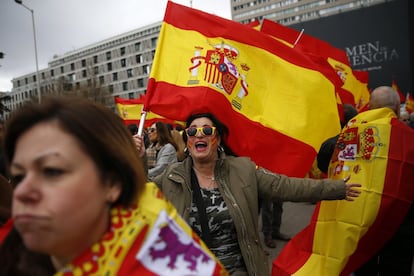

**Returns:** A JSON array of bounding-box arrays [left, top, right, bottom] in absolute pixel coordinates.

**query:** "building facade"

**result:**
[[231, 0, 389, 25], [8, 22, 161, 114]]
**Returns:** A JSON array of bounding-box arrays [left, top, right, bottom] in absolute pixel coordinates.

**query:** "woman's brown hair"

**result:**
[[4, 95, 146, 206]]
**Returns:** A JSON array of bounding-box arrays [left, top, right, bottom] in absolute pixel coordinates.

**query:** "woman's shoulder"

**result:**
[[158, 143, 176, 154], [161, 143, 176, 150], [224, 155, 256, 169], [158, 157, 187, 174]]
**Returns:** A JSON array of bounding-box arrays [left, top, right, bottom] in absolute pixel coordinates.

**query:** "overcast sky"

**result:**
[[0, 0, 231, 92]]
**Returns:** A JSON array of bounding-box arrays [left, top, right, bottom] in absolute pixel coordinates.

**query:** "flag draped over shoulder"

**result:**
[[114, 96, 182, 128], [55, 182, 227, 276], [145, 2, 340, 177], [273, 108, 414, 275]]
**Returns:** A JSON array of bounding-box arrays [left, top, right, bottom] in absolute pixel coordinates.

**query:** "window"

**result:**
[[107, 62, 112, 71], [60, 66, 64, 73], [99, 76, 105, 85], [94, 66, 99, 75], [137, 78, 144, 87], [122, 81, 128, 91], [33, 75, 36, 82], [121, 58, 126, 67], [25, 78, 28, 84], [70, 63, 75, 70], [151, 37, 158, 48], [112, 72, 118, 81], [127, 69, 133, 78], [51, 69, 54, 77], [136, 54, 143, 64], [135, 42, 141, 51], [68, 73, 76, 81], [108, 84, 114, 93], [106, 51, 111, 60], [82, 69, 87, 78], [93, 55, 98, 64], [41, 72, 45, 79], [143, 65, 150, 74], [81, 59, 86, 67], [120, 47, 126, 56]]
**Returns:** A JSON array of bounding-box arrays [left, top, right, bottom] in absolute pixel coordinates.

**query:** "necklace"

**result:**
[[193, 167, 215, 181], [193, 167, 217, 191]]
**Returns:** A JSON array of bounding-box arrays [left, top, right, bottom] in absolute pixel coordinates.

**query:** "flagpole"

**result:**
[[137, 111, 147, 136], [293, 29, 304, 47]]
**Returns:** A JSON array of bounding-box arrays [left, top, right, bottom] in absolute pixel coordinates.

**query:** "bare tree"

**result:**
[[40, 63, 113, 107]]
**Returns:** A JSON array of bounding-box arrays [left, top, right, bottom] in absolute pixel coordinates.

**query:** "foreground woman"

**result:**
[[0, 97, 227, 276]]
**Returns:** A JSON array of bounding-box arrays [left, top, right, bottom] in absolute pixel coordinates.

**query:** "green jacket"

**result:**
[[153, 154, 346, 276]]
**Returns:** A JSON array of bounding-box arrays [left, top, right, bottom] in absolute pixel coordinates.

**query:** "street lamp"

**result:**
[[15, 0, 41, 103]]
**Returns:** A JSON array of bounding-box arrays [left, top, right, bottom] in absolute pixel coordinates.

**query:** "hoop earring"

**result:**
[[218, 145, 224, 153]]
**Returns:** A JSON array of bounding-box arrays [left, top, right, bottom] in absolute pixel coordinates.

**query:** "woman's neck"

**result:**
[[193, 161, 215, 174], [193, 162, 217, 189]]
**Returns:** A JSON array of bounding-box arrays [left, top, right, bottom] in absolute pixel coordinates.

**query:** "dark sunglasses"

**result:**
[[185, 126, 216, 137], [148, 127, 156, 133]]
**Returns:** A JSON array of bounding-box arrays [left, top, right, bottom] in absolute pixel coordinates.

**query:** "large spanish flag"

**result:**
[[145, 2, 340, 177], [273, 108, 414, 275], [260, 19, 370, 111], [114, 96, 183, 128]]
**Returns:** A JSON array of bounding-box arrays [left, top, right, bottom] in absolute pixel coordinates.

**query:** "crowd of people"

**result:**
[[0, 85, 413, 275]]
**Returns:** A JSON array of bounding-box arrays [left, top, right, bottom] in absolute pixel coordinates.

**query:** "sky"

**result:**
[[0, 0, 231, 92]]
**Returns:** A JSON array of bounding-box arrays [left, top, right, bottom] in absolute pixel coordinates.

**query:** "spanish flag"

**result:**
[[145, 2, 340, 177], [114, 96, 183, 128], [273, 108, 414, 275]]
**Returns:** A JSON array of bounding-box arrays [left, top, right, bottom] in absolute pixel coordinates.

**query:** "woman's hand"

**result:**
[[132, 134, 146, 157], [343, 175, 362, 201]]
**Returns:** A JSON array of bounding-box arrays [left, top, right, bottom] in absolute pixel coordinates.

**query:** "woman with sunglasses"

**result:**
[[146, 121, 178, 179], [136, 112, 361, 276]]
